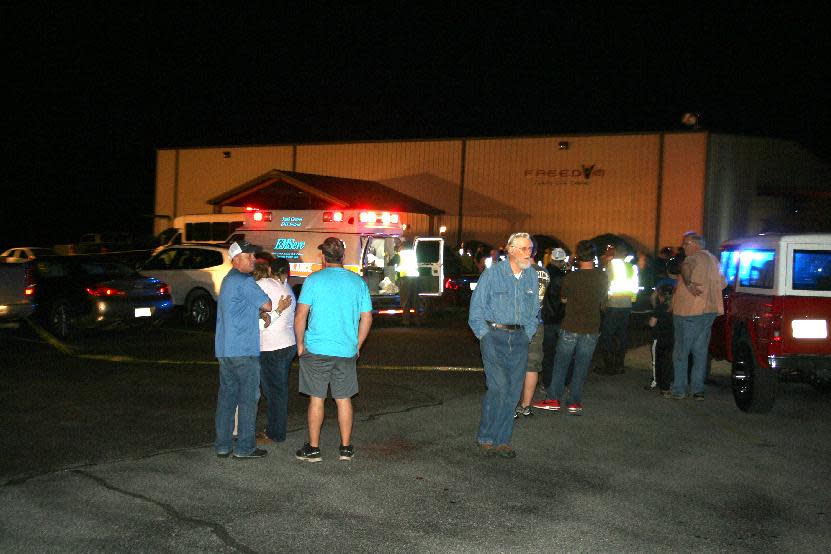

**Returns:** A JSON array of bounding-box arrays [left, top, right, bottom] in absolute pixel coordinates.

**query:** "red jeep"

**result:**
[[710, 234, 831, 413]]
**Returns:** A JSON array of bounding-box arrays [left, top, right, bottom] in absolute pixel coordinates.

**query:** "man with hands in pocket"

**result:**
[[468, 232, 540, 459]]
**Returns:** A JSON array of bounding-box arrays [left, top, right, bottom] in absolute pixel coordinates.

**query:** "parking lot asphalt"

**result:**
[[2, 313, 831, 552]]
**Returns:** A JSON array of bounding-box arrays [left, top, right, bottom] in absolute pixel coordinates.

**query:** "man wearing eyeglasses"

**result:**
[[468, 232, 540, 459]]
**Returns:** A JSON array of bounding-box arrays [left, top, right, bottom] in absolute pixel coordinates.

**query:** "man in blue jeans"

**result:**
[[665, 232, 725, 400], [533, 240, 608, 415], [214, 240, 272, 459], [469, 232, 540, 459]]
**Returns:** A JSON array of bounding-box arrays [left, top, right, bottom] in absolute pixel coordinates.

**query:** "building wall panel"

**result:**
[[154, 146, 294, 233], [295, 140, 462, 238], [463, 134, 661, 250], [658, 132, 708, 250], [154, 150, 178, 232]]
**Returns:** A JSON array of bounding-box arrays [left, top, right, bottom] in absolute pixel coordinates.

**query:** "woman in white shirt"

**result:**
[[254, 258, 297, 443]]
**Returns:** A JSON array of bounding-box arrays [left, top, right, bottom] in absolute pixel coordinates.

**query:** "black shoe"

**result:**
[[233, 448, 268, 459], [295, 442, 322, 463], [514, 405, 533, 418], [339, 444, 355, 461]]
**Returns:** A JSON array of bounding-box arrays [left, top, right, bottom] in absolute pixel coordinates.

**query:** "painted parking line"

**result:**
[[24, 319, 483, 371]]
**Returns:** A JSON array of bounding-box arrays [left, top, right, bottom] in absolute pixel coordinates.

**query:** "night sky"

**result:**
[[4, 5, 830, 250]]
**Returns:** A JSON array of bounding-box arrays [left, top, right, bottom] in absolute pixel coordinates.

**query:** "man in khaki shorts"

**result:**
[[294, 237, 373, 462]]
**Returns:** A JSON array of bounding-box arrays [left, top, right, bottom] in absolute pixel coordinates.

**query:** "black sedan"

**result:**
[[29, 256, 174, 339]]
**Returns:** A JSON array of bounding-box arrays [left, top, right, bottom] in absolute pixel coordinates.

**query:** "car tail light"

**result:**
[[157, 283, 171, 296], [86, 285, 127, 297], [23, 266, 36, 296], [444, 277, 459, 291], [761, 299, 784, 357]]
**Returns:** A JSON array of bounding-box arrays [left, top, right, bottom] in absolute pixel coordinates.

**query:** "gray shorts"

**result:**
[[299, 352, 359, 399], [526, 328, 544, 372]]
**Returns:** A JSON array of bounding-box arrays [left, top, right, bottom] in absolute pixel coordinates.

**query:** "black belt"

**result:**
[[487, 321, 524, 331]]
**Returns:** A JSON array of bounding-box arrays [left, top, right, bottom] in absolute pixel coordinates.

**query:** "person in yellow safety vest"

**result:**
[[599, 247, 639, 374], [395, 242, 421, 326]]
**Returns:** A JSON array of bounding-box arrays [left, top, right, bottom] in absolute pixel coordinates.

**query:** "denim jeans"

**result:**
[[260, 345, 297, 442], [477, 329, 528, 446], [541, 323, 560, 388], [671, 313, 717, 395], [215, 356, 261, 455], [546, 330, 600, 404]]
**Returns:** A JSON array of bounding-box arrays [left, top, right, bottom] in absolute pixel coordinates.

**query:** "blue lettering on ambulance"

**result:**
[[274, 238, 306, 250]]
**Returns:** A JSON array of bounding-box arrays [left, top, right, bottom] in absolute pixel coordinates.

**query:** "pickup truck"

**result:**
[[0, 262, 36, 326], [709, 233, 831, 413]]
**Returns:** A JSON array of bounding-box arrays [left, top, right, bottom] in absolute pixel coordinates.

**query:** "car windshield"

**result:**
[[793, 250, 831, 291]]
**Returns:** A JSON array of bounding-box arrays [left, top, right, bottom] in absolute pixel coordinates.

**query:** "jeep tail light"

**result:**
[[86, 285, 127, 297]]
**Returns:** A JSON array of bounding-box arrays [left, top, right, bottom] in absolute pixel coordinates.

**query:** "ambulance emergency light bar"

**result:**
[[245, 207, 272, 222], [322, 211, 400, 225], [244, 207, 400, 226]]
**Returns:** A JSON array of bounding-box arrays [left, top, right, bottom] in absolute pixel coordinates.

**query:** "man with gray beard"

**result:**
[[468, 232, 539, 459]]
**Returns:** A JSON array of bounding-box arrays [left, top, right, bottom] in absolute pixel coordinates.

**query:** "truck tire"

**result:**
[[186, 291, 215, 328], [732, 337, 777, 413]]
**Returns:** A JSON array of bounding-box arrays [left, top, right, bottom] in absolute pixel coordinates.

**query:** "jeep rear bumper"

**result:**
[[768, 355, 831, 383]]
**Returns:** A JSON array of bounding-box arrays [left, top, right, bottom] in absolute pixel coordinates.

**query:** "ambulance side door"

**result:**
[[414, 237, 444, 296]]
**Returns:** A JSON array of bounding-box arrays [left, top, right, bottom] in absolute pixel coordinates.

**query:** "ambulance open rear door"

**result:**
[[414, 237, 444, 296]]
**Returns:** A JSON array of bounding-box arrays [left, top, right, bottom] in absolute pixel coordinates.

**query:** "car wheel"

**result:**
[[49, 300, 74, 340], [187, 291, 215, 327], [732, 336, 777, 413]]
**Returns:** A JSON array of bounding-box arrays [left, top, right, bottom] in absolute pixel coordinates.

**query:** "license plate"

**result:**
[[135, 307, 152, 318], [791, 319, 828, 339]]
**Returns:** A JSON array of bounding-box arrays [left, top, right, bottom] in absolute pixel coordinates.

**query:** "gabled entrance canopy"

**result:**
[[207, 170, 444, 215]]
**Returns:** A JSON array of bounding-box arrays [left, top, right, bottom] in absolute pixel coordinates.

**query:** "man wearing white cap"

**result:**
[[214, 240, 272, 459]]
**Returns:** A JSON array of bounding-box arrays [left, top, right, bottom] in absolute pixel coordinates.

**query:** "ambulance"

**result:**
[[228, 208, 446, 312]]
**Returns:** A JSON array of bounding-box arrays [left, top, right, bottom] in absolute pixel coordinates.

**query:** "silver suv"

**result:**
[[140, 244, 231, 326]]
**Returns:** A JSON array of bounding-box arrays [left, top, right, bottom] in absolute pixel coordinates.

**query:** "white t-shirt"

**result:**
[[256, 277, 297, 351]]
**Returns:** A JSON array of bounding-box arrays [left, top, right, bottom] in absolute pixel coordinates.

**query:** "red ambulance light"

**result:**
[[360, 211, 377, 223], [324, 211, 345, 223], [381, 212, 391, 225], [390, 213, 399, 224], [251, 211, 272, 222], [333, 211, 343, 222]]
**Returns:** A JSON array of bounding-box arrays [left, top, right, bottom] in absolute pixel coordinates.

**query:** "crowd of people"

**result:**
[[211, 230, 725, 462], [213, 237, 372, 461], [468, 231, 726, 458]]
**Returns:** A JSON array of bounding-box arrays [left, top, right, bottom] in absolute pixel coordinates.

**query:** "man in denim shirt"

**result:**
[[468, 232, 540, 459]]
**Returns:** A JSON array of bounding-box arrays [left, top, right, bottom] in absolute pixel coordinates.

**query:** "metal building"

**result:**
[[155, 131, 831, 252]]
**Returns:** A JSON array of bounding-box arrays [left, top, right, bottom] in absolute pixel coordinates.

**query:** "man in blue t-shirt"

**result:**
[[294, 237, 373, 462], [214, 240, 272, 459]]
